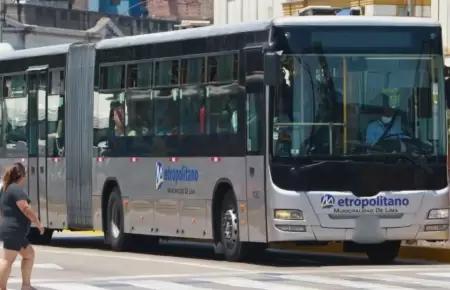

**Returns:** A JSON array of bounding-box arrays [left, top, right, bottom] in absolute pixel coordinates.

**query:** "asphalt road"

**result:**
[[4, 232, 450, 290]]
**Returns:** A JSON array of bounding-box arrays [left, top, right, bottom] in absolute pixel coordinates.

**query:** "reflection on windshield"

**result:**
[[272, 55, 446, 157]]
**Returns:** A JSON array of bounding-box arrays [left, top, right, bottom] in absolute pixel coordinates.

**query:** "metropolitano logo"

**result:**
[[321, 194, 335, 209], [155, 161, 164, 190]]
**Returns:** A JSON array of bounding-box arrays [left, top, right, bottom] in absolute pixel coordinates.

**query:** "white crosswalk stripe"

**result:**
[[7, 270, 450, 289], [197, 277, 320, 290], [12, 261, 62, 270], [35, 283, 108, 290], [279, 274, 416, 290], [418, 272, 450, 278], [356, 274, 450, 288], [115, 279, 220, 290]]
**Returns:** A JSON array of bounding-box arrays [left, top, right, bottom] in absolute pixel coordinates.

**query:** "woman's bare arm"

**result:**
[[16, 200, 39, 225]]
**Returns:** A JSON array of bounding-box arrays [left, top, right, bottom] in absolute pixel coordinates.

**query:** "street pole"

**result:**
[[0, 0, 4, 42], [407, 0, 413, 16]]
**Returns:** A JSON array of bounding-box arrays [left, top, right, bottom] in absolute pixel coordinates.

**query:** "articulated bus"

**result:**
[[0, 15, 447, 264]]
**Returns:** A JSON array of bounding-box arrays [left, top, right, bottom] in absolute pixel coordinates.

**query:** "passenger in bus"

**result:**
[[0, 163, 44, 290], [156, 115, 178, 136], [216, 110, 230, 133], [229, 98, 238, 133], [365, 93, 405, 145], [113, 105, 125, 137]]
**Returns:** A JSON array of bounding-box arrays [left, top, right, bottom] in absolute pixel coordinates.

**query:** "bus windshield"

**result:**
[[272, 54, 446, 158]]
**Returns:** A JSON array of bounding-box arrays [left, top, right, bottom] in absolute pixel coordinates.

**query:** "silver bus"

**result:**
[[0, 15, 447, 264]]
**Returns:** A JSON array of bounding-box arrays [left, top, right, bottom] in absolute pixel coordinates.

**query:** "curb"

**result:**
[[272, 242, 450, 262], [399, 245, 450, 262], [55, 231, 450, 262]]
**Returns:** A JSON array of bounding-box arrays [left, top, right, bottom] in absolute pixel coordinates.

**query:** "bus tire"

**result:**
[[220, 190, 248, 262], [366, 241, 400, 264], [28, 228, 53, 245], [106, 187, 129, 251]]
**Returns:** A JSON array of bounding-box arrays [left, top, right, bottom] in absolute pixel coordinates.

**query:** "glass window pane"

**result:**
[[207, 54, 238, 83], [127, 63, 152, 88], [48, 70, 65, 157], [207, 84, 239, 135], [126, 90, 152, 137], [155, 60, 179, 87], [153, 88, 179, 136], [100, 65, 125, 90], [11, 75, 25, 98], [180, 86, 205, 135], [181, 58, 205, 85]]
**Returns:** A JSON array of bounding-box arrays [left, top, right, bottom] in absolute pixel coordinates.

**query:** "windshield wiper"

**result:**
[[394, 153, 433, 175]]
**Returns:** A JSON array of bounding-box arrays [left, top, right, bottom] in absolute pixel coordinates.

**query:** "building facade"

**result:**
[[283, 0, 431, 17], [214, 0, 283, 25], [88, 0, 148, 17], [431, 0, 450, 56], [214, 0, 431, 25], [1, 4, 177, 50], [147, 0, 213, 27]]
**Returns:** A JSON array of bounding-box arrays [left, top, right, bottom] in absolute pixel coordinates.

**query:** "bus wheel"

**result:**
[[366, 241, 400, 264], [220, 191, 247, 262], [28, 228, 53, 245], [106, 187, 129, 251]]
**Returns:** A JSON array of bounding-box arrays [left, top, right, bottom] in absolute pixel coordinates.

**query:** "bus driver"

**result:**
[[365, 93, 405, 146]]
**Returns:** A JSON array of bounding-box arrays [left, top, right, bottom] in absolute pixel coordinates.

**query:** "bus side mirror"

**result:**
[[264, 53, 282, 86]]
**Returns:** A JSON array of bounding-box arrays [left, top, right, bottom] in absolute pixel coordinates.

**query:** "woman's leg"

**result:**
[[0, 247, 19, 290], [19, 241, 34, 290]]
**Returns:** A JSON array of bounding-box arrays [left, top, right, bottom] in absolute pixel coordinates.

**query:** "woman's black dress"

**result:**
[[0, 183, 31, 251]]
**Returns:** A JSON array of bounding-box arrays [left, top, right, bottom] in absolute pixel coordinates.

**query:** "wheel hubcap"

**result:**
[[222, 208, 238, 250]]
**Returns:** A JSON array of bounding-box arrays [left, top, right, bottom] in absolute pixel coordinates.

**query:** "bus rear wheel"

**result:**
[[366, 241, 400, 264]]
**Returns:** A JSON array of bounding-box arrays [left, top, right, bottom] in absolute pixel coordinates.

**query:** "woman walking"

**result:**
[[0, 163, 44, 290]]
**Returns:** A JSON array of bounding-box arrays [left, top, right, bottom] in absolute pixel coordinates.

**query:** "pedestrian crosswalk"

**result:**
[[7, 269, 450, 289]]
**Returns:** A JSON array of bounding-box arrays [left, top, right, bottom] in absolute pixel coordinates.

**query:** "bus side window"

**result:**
[[48, 69, 65, 157], [179, 57, 205, 135], [245, 49, 264, 154]]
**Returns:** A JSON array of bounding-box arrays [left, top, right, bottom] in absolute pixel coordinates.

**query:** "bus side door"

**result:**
[[244, 48, 267, 243], [26, 65, 49, 228]]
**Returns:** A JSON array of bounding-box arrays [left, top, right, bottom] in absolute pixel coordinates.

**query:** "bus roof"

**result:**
[[96, 19, 272, 50], [272, 16, 441, 27], [0, 43, 70, 62], [96, 16, 440, 50], [0, 16, 440, 62]]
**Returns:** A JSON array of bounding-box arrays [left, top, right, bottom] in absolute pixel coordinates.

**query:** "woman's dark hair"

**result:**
[[2, 163, 26, 192]]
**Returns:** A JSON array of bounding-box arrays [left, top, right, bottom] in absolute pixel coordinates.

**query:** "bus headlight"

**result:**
[[428, 209, 449, 219], [274, 209, 303, 220]]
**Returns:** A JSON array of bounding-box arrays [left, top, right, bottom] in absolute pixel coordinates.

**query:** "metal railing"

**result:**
[[275, 122, 346, 155]]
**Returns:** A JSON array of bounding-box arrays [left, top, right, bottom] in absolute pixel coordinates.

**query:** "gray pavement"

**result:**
[[3, 232, 450, 289]]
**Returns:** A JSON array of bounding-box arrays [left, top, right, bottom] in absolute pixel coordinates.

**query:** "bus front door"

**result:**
[[26, 65, 49, 228]]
